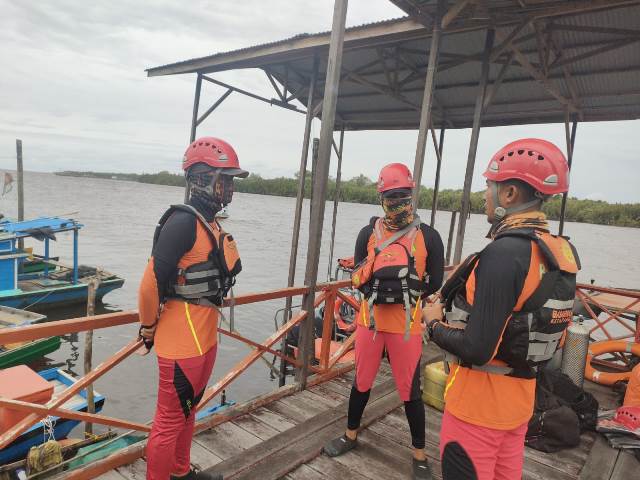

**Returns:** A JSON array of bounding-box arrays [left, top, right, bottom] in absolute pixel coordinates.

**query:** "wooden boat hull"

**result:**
[[0, 368, 105, 464], [0, 336, 61, 369], [0, 278, 124, 311]]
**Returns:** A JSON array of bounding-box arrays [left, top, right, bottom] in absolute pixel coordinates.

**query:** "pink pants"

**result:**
[[354, 325, 423, 401], [146, 346, 217, 479], [440, 410, 527, 480]]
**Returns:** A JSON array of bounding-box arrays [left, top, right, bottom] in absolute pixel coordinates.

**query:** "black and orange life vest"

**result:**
[[153, 204, 241, 306], [441, 228, 580, 378], [352, 216, 429, 338]]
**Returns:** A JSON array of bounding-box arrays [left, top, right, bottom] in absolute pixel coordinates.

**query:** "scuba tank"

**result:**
[[561, 316, 590, 388]]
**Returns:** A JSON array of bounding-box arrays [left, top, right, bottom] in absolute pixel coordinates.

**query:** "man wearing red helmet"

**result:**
[[422, 139, 580, 480], [138, 137, 248, 480], [325, 163, 444, 480]]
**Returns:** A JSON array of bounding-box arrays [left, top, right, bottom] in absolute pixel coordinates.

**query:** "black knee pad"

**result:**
[[442, 441, 477, 480]]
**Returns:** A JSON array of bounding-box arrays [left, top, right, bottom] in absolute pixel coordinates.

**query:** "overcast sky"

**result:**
[[1, 0, 638, 203]]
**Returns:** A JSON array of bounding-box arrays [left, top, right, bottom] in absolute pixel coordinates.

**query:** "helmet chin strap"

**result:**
[[489, 181, 542, 223]]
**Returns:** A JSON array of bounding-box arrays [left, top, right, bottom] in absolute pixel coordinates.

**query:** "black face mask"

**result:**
[[214, 175, 234, 206], [188, 171, 234, 213]]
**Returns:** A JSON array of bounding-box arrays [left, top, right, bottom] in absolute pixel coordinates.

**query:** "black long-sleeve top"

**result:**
[[431, 235, 532, 365]]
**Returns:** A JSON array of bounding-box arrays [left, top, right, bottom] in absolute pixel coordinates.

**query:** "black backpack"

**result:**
[[526, 370, 598, 453]]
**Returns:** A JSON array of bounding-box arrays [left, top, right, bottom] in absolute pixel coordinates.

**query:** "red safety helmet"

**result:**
[[377, 163, 415, 193], [182, 137, 249, 178], [483, 138, 569, 195]]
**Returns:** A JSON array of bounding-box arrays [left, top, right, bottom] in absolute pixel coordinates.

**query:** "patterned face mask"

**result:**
[[188, 170, 234, 211], [381, 194, 414, 230]]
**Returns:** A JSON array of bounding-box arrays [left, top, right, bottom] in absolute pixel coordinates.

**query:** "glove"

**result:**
[[138, 323, 157, 351]]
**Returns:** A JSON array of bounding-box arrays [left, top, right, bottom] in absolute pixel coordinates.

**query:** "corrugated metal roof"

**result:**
[[147, 2, 640, 130]]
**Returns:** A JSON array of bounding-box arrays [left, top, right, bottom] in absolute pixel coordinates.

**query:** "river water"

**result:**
[[1, 171, 639, 424]]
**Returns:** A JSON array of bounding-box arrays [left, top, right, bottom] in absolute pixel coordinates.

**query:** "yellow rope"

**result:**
[[184, 303, 203, 355]]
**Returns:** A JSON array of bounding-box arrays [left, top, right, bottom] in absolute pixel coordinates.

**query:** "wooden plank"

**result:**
[[320, 378, 353, 398], [309, 382, 350, 403], [331, 430, 413, 479], [190, 440, 224, 471], [249, 407, 296, 433], [306, 453, 374, 480], [610, 450, 639, 480], [195, 421, 262, 460], [268, 396, 320, 423], [297, 387, 342, 408], [204, 379, 400, 479], [231, 412, 281, 441], [579, 435, 620, 480], [285, 463, 330, 480]]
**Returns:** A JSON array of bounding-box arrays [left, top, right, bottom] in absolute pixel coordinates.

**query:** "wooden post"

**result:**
[[16, 140, 24, 250], [559, 117, 578, 236], [453, 28, 495, 264], [445, 211, 457, 265], [280, 58, 321, 387], [309, 139, 319, 218], [190, 73, 203, 144], [84, 277, 99, 435], [412, 0, 445, 211], [430, 127, 446, 226], [327, 127, 345, 280], [185, 73, 203, 203], [296, 0, 348, 390]]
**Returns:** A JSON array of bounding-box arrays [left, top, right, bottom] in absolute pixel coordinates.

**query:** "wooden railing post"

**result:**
[[319, 288, 337, 371], [84, 276, 99, 435]]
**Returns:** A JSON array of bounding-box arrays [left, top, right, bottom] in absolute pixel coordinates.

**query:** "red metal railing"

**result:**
[[0, 280, 356, 476]]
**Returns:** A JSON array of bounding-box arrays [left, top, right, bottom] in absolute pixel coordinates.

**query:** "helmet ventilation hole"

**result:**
[[538, 155, 544, 160], [499, 156, 504, 161], [528, 151, 533, 156], [517, 149, 524, 155], [508, 151, 514, 156]]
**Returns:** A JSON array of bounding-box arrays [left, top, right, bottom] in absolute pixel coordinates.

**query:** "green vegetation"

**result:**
[[56, 170, 640, 228]]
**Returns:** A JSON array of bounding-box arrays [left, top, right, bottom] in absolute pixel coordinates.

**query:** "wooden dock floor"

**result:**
[[99, 346, 637, 480]]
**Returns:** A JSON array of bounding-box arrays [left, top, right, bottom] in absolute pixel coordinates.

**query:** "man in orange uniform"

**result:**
[[324, 163, 445, 480], [139, 137, 247, 480], [423, 139, 580, 480]]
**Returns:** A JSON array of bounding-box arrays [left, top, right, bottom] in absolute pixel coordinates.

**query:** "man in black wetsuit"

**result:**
[[139, 137, 247, 480]]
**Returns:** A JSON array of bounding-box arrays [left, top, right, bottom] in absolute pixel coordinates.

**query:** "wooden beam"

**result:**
[[551, 38, 640, 70], [196, 88, 233, 127], [0, 397, 151, 433], [0, 339, 143, 449], [296, 0, 349, 389], [265, 70, 285, 100], [442, 0, 472, 29], [453, 28, 494, 264], [189, 73, 202, 143], [496, 28, 579, 112], [491, 19, 531, 62], [483, 52, 514, 111], [345, 69, 421, 110], [412, 0, 445, 211]]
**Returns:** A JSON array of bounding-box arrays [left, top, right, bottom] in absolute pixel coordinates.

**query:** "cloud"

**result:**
[[1, 0, 639, 203]]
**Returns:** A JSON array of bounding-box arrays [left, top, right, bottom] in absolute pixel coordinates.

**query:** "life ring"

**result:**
[[334, 296, 358, 333], [585, 340, 640, 386]]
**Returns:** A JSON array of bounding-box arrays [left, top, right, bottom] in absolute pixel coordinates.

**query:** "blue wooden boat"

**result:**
[[0, 217, 124, 311], [0, 368, 105, 464]]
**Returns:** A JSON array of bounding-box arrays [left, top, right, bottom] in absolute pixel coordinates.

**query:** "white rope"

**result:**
[[42, 415, 56, 443]]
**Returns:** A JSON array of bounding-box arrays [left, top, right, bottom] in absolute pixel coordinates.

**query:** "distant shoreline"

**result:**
[[55, 170, 640, 228]]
